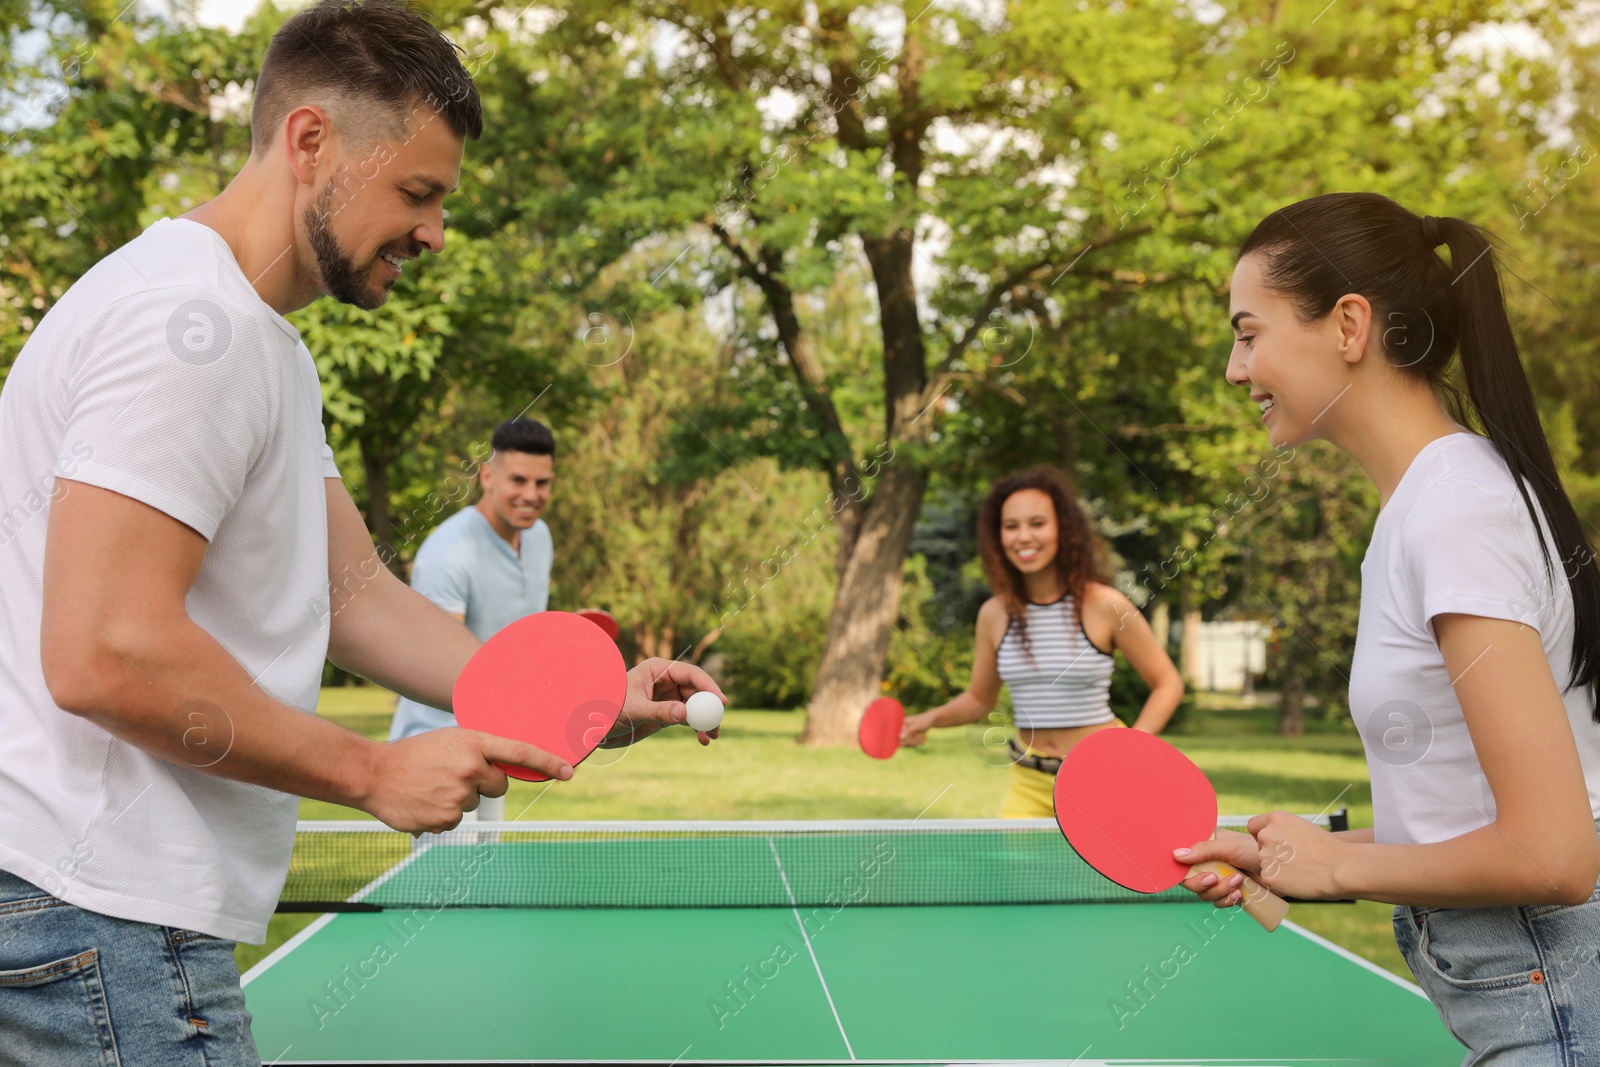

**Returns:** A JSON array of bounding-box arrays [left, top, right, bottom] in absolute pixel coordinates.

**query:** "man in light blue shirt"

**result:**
[[389, 417, 557, 820]]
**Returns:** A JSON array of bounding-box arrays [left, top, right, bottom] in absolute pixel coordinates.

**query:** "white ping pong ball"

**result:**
[[685, 691, 725, 731]]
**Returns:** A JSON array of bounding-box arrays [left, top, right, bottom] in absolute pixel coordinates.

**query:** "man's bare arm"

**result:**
[[321, 481, 727, 753], [323, 479, 476, 709], [39, 479, 569, 831]]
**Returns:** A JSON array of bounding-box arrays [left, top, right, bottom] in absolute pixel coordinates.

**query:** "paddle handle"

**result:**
[[1189, 860, 1289, 932]]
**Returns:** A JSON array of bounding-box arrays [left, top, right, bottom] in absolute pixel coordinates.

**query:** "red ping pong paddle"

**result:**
[[577, 608, 620, 641], [453, 612, 628, 782], [859, 697, 905, 760], [1053, 728, 1289, 931]]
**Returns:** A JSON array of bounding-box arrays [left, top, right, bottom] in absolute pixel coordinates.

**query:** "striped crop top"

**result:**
[[996, 598, 1116, 729]]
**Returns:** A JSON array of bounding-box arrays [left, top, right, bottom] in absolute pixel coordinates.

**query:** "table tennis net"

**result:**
[[278, 813, 1345, 912]]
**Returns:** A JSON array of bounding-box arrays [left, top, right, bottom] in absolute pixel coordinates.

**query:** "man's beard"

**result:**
[[304, 183, 386, 310]]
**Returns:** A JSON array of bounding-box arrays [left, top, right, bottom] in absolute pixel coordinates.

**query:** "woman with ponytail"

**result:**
[[899, 466, 1183, 817], [1180, 192, 1600, 1060]]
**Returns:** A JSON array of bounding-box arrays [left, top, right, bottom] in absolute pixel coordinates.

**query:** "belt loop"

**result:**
[[1007, 737, 1064, 776]]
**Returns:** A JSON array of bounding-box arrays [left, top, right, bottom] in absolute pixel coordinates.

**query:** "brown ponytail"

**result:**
[[1240, 193, 1600, 715]]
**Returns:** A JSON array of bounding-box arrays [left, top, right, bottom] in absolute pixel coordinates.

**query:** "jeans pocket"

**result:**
[[1395, 906, 1567, 1059], [1416, 908, 1541, 991], [1392, 905, 1420, 960], [166, 929, 258, 1065], [0, 949, 121, 1067], [1524, 883, 1600, 1000]]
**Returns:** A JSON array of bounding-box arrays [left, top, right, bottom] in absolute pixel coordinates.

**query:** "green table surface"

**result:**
[[243, 901, 1462, 1065]]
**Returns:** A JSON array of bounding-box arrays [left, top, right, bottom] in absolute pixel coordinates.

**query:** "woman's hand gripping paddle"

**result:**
[[454, 611, 628, 782], [1052, 728, 1290, 931], [859, 697, 905, 760]]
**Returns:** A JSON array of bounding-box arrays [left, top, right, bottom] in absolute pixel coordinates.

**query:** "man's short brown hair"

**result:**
[[251, 0, 483, 154]]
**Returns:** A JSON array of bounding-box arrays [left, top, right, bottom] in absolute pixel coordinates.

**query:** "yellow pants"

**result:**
[[1000, 749, 1058, 818]]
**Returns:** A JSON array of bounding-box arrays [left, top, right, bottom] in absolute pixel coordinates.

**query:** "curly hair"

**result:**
[[977, 466, 1109, 657]]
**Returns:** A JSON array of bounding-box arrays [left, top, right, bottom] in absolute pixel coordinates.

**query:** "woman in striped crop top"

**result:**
[[900, 467, 1184, 817]]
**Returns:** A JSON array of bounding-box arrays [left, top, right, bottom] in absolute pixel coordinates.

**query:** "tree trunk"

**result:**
[[833, 495, 865, 581], [799, 460, 929, 745], [635, 623, 678, 663], [710, 226, 865, 580], [360, 445, 404, 579], [761, 266, 868, 577], [792, 24, 935, 746], [1150, 598, 1170, 649], [1178, 587, 1203, 688], [1053, 406, 1079, 474], [1277, 638, 1306, 736]]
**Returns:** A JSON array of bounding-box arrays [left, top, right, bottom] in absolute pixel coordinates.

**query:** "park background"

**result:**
[[4, 0, 1599, 985]]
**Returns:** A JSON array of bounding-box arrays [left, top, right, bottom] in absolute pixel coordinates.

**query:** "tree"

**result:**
[[7, 0, 1591, 737], [448, 0, 1586, 741], [295, 236, 580, 573], [550, 299, 841, 673], [920, 0, 1582, 723], [0, 0, 267, 378]]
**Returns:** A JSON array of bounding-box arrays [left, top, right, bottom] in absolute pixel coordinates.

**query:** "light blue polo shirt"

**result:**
[[387, 506, 554, 740]]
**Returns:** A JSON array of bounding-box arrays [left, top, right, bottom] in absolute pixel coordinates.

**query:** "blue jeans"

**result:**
[[1395, 875, 1600, 1065], [0, 870, 260, 1066]]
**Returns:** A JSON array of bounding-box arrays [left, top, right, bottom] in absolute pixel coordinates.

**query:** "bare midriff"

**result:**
[[1015, 718, 1124, 759]]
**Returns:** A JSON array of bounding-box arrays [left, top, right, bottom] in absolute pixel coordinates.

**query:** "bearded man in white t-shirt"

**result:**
[[0, 2, 721, 1063]]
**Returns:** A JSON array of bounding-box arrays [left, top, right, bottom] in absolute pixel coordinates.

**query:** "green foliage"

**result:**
[[295, 231, 585, 558], [718, 530, 992, 718], [5, 0, 1597, 727], [883, 555, 979, 712], [714, 607, 829, 711], [909, 490, 988, 635], [1241, 444, 1374, 723], [1109, 652, 1192, 733], [0, 0, 264, 380], [546, 299, 845, 674]]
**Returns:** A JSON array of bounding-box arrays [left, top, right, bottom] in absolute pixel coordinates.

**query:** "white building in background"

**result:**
[[1191, 620, 1269, 694]]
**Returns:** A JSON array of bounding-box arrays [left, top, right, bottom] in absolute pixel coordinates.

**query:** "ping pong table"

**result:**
[[242, 819, 1461, 1065]]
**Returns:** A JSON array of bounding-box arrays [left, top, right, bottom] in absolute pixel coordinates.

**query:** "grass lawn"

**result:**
[[240, 686, 1412, 990]]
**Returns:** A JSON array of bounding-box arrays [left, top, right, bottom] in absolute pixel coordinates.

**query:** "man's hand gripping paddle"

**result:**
[[454, 612, 628, 782], [1052, 728, 1290, 931]]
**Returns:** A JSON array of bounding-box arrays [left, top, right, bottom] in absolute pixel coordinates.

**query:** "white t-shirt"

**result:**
[[0, 218, 339, 942], [1349, 432, 1600, 845]]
